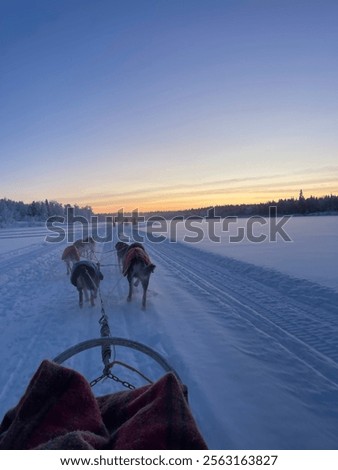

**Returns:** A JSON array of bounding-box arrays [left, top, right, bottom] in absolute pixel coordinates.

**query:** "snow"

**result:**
[[150, 214, 338, 292], [0, 217, 338, 450]]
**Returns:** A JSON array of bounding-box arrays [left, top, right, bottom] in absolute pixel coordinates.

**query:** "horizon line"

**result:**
[[93, 191, 338, 215]]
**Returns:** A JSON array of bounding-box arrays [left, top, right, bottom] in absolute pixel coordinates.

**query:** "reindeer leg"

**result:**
[[141, 277, 149, 310], [127, 275, 133, 302], [118, 254, 124, 274], [83, 287, 89, 303], [78, 288, 83, 308]]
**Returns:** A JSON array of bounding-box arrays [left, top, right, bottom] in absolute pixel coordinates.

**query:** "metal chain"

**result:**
[[107, 372, 136, 390], [89, 371, 136, 390]]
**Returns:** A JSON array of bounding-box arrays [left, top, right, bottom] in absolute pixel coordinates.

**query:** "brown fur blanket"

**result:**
[[0, 360, 207, 450], [122, 247, 153, 277]]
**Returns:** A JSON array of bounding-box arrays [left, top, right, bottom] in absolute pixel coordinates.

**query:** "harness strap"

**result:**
[[96, 266, 113, 374]]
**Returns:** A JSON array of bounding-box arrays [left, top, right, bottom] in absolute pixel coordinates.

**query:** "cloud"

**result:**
[[54, 165, 338, 211]]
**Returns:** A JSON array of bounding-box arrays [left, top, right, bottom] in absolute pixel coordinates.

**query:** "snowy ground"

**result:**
[[0, 217, 338, 449]]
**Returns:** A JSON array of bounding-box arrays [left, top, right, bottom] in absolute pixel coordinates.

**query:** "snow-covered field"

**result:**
[[0, 216, 338, 449]]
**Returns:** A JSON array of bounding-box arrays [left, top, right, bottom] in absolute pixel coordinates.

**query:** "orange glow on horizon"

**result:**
[[88, 186, 338, 214]]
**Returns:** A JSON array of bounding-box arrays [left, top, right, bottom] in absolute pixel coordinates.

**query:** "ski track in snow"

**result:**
[[1, 228, 338, 449], [147, 242, 338, 384]]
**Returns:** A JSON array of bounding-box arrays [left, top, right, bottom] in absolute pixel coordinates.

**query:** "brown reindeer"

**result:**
[[73, 236, 96, 260], [61, 245, 80, 275], [115, 241, 129, 272], [117, 242, 156, 309]]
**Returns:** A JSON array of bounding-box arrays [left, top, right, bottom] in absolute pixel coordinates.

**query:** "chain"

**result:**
[[107, 372, 136, 390], [90, 371, 136, 390], [90, 375, 105, 387]]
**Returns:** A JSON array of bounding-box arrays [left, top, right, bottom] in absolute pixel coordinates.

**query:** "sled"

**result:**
[[53, 336, 183, 389], [0, 336, 207, 450], [0, 303, 208, 449], [0, 297, 208, 449], [0, 354, 207, 450]]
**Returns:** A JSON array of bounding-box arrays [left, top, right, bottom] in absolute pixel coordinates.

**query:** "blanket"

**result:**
[[122, 247, 153, 277], [70, 261, 103, 287], [0, 360, 207, 450]]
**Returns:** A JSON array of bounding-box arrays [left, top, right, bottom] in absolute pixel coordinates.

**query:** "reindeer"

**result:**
[[115, 241, 129, 272], [61, 245, 80, 275], [70, 260, 104, 308], [117, 242, 156, 309], [73, 236, 96, 260]]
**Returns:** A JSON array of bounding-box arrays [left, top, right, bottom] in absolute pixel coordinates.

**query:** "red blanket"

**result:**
[[122, 247, 152, 277], [0, 360, 207, 450]]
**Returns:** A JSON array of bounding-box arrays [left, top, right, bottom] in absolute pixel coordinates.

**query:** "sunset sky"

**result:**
[[1, 0, 338, 213]]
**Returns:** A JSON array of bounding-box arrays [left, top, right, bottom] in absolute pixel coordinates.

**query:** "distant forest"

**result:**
[[1, 192, 338, 227], [0, 198, 93, 227], [142, 191, 338, 219]]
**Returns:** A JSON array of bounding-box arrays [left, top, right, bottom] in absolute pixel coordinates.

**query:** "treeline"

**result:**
[[215, 192, 338, 217], [0, 198, 93, 227], [143, 193, 338, 219], [3, 192, 337, 226]]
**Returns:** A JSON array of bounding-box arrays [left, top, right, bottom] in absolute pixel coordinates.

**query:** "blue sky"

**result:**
[[1, 0, 337, 212]]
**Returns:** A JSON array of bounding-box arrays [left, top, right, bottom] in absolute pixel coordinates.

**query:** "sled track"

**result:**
[[0, 237, 99, 399], [0, 242, 61, 272], [147, 242, 338, 387]]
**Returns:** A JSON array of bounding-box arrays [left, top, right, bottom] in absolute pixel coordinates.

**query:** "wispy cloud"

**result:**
[[57, 165, 338, 211]]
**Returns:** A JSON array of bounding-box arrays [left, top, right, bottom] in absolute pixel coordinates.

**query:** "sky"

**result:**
[[1, 0, 338, 213]]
